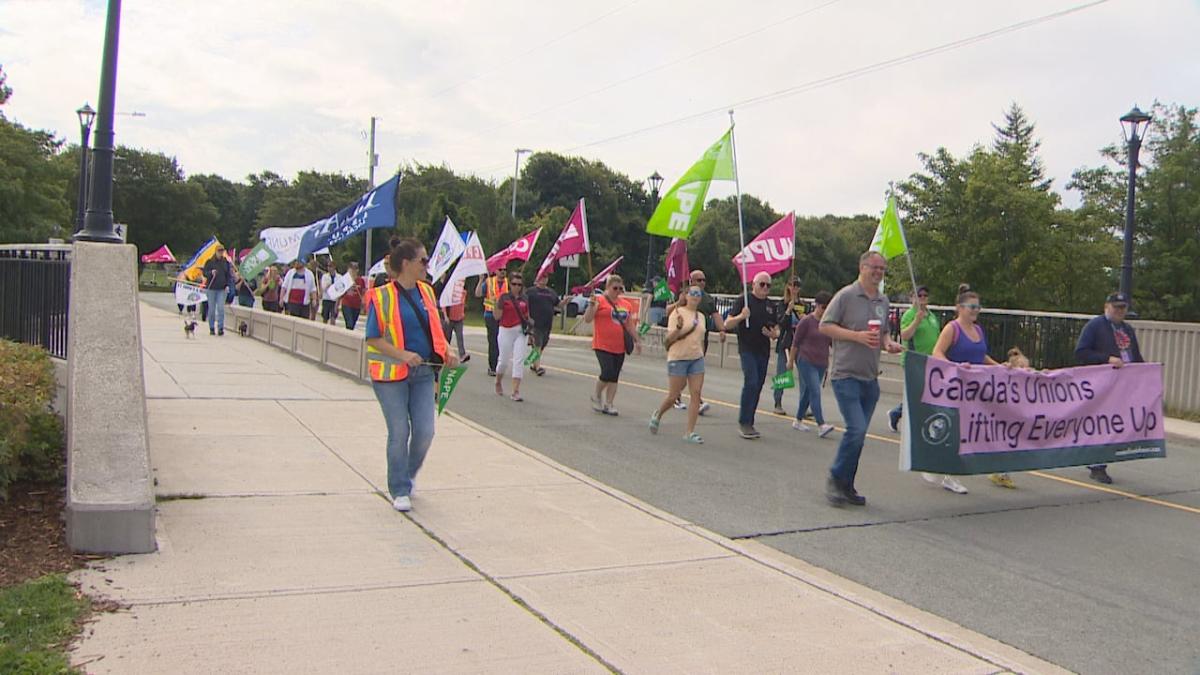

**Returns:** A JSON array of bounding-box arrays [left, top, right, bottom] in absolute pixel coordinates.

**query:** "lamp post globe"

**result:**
[[74, 103, 97, 234], [1118, 105, 1152, 303]]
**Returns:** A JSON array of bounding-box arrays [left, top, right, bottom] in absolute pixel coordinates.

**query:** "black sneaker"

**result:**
[[209, 328, 216, 335], [1089, 466, 1113, 484], [844, 484, 867, 506], [739, 425, 761, 440], [461, 354, 471, 363], [218, 328, 225, 336], [487, 368, 496, 377]]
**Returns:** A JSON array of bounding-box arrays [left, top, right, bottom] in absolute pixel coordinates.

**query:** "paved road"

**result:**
[[140, 294, 1200, 673]]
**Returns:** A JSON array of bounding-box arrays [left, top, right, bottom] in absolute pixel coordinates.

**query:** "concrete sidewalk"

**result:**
[[70, 304, 1066, 674]]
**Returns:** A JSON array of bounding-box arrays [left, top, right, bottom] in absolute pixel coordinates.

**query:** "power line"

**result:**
[[428, 1, 640, 99], [473, 0, 844, 140], [562, 0, 1111, 153]]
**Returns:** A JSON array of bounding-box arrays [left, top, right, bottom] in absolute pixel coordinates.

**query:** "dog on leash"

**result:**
[[238, 321, 249, 337], [183, 308, 199, 339]]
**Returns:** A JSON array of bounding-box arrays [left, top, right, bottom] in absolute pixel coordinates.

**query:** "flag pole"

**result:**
[[789, 210, 797, 284], [728, 110, 749, 321], [889, 182, 918, 297]]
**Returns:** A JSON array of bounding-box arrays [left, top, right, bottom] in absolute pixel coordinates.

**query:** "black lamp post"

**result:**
[[1118, 105, 1152, 302], [75, 0, 124, 243], [645, 171, 664, 286], [73, 104, 96, 234]]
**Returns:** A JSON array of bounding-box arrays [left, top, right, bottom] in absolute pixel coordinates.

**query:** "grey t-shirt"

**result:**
[[821, 280, 890, 381]]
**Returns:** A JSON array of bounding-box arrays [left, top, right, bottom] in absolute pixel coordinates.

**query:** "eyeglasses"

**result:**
[[691, 277, 706, 283], [415, 257, 429, 265], [687, 290, 703, 297], [866, 265, 887, 272], [1111, 303, 1128, 310], [961, 303, 981, 311], [511, 282, 524, 287], [755, 282, 770, 288]]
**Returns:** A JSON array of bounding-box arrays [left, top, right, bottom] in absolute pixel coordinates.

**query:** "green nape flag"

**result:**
[[436, 365, 468, 416], [523, 346, 541, 367], [771, 370, 795, 390], [645, 129, 735, 238], [869, 196, 907, 260], [652, 278, 673, 303], [239, 240, 278, 280]]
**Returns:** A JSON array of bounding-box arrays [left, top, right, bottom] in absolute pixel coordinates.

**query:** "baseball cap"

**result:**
[[1105, 292, 1130, 304]]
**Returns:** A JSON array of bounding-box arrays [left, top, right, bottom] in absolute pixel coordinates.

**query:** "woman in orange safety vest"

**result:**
[[364, 238, 459, 512]]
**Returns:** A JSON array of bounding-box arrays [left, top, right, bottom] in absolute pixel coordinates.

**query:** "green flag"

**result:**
[[771, 370, 795, 390], [869, 196, 907, 260], [652, 278, 673, 303], [637, 322, 652, 336], [436, 365, 468, 416], [523, 346, 541, 367], [239, 240, 278, 280], [645, 129, 735, 238]]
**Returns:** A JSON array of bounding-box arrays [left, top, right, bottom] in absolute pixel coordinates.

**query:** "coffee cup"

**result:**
[[867, 319, 882, 333]]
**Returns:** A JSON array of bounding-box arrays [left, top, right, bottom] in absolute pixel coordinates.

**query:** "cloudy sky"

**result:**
[[3, 0, 1198, 216]]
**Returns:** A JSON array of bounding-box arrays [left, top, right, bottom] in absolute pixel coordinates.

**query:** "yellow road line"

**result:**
[[475, 348, 1199, 517]]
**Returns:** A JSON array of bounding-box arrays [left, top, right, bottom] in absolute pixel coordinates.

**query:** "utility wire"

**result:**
[[428, 1, 640, 99], [563, 0, 1111, 152]]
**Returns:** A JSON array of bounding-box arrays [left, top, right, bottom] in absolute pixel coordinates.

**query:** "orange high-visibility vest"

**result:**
[[483, 276, 509, 313], [366, 281, 449, 382]]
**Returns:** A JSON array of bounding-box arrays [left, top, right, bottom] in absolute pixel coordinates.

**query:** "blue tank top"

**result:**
[[945, 321, 989, 364]]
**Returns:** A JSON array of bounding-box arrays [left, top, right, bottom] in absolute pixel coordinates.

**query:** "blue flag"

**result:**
[[298, 174, 400, 260]]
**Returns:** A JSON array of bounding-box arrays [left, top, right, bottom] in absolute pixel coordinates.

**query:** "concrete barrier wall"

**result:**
[[227, 305, 1200, 415]]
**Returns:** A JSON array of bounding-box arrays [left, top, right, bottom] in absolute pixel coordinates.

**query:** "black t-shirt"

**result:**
[[202, 257, 231, 290], [525, 286, 560, 329], [730, 294, 777, 356]]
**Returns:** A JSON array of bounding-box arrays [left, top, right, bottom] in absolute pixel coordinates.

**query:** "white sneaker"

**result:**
[[673, 399, 687, 410], [792, 419, 811, 432], [921, 472, 941, 485], [392, 495, 412, 512], [941, 476, 969, 494], [591, 397, 604, 412], [817, 424, 835, 438], [698, 401, 711, 415]]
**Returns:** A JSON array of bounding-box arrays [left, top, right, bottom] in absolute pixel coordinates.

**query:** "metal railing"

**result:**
[[0, 245, 72, 359]]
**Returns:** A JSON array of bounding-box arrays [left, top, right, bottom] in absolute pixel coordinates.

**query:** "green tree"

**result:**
[[0, 120, 71, 244], [255, 171, 367, 230], [109, 147, 218, 256], [189, 174, 250, 249]]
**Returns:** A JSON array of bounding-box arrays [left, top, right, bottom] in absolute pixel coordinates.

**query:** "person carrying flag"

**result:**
[[364, 238, 458, 513], [475, 268, 509, 377]]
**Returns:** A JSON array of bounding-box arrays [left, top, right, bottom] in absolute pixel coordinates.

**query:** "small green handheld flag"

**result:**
[[652, 278, 673, 303], [239, 240, 278, 280], [523, 346, 541, 366], [772, 370, 796, 390], [869, 196, 908, 260], [436, 365, 468, 416], [637, 322, 652, 336]]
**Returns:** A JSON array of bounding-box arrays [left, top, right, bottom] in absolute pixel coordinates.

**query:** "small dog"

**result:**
[[1006, 347, 1031, 369], [237, 321, 249, 337], [183, 307, 198, 339]]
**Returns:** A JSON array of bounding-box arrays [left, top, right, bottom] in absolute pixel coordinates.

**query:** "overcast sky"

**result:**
[[3, 0, 1198, 216]]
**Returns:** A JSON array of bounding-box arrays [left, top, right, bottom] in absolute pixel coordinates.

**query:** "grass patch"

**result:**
[[0, 574, 89, 674], [1167, 407, 1200, 424]]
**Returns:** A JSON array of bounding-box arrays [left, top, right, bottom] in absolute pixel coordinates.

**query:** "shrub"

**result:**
[[0, 340, 64, 500]]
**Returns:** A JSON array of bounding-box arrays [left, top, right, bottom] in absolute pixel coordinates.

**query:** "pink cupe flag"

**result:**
[[731, 212, 795, 283], [486, 227, 543, 274], [535, 198, 590, 280], [571, 256, 624, 295], [665, 238, 689, 293]]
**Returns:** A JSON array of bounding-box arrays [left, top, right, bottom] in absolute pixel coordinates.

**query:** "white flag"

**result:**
[[367, 256, 388, 278], [326, 273, 353, 301], [174, 282, 206, 307], [428, 217, 466, 283], [259, 224, 329, 263], [439, 232, 488, 307]]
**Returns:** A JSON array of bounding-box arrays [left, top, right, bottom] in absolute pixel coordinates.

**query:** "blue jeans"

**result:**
[[829, 378, 880, 487], [794, 359, 827, 425], [372, 366, 436, 498], [205, 288, 226, 331], [772, 348, 789, 407], [738, 350, 770, 426]]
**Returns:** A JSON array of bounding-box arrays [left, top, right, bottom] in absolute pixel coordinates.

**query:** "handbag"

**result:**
[[623, 328, 635, 355]]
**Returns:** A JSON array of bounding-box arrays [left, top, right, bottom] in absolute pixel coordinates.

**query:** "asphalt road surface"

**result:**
[[141, 294, 1200, 674]]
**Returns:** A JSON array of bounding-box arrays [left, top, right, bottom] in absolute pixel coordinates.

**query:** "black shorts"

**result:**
[[533, 325, 551, 350], [321, 299, 337, 322], [595, 349, 625, 383]]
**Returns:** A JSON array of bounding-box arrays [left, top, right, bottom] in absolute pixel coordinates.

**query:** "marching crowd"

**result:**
[[174, 239, 1145, 513]]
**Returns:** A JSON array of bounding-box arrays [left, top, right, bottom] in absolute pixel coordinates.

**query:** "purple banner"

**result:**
[[920, 360, 1165, 455]]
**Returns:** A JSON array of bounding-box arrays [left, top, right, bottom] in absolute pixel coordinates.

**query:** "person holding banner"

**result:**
[[1073, 291, 1144, 485], [724, 272, 781, 440], [337, 262, 367, 330], [820, 252, 904, 506], [475, 269, 510, 377], [493, 272, 533, 401], [364, 238, 457, 513], [584, 274, 641, 416], [648, 284, 708, 443], [931, 284, 1009, 490]]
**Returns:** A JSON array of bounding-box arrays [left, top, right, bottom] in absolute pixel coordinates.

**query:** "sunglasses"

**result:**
[[511, 282, 524, 287], [687, 290, 703, 297], [413, 256, 429, 265], [961, 303, 981, 311], [755, 282, 770, 288]]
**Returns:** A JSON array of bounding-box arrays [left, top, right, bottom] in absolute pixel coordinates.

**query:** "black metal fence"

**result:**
[[0, 246, 71, 359]]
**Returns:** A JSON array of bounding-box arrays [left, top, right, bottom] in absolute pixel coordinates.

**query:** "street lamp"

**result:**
[[75, 0, 124, 244], [511, 148, 532, 218], [74, 103, 97, 234], [1118, 105, 1152, 302], [645, 171, 664, 287]]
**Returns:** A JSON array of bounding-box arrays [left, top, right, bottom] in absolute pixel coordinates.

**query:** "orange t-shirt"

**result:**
[[592, 294, 632, 354]]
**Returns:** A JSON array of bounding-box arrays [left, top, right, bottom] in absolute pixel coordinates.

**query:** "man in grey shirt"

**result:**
[[819, 251, 903, 506]]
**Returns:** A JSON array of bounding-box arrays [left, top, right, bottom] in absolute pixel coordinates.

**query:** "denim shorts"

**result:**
[[667, 357, 706, 377]]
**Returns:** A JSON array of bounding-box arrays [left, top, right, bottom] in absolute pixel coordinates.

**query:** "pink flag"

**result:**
[[571, 256, 624, 295], [535, 199, 590, 280], [664, 238, 689, 293], [731, 212, 795, 283], [486, 227, 543, 274]]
